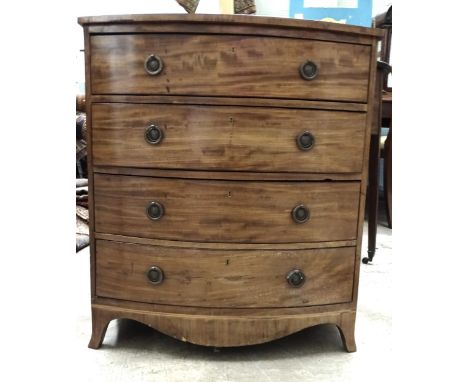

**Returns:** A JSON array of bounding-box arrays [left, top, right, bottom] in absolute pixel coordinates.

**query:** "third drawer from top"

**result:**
[[94, 174, 360, 244]]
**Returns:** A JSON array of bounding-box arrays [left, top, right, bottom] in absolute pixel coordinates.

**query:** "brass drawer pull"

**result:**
[[147, 201, 165, 220], [145, 124, 164, 145], [145, 54, 164, 75], [291, 204, 310, 224], [147, 266, 164, 284], [286, 269, 306, 288], [299, 60, 318, 80], [296, 131, 315, 151]]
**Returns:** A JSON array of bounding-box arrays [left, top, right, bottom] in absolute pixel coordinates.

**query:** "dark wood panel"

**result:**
[[352, 39, 379, 301], [90, 34, 371, 102], [92, 103, 367, 173], [83, 28, 97, 298], [96, 240, 355, 308], [94, 174, 360, 243]]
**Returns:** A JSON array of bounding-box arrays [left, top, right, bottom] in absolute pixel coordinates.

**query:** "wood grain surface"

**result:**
[[90, 34, 370, 102], [92, 103, 366, 173], [94, 174, 361, 243], [95, 240, 355, 308]]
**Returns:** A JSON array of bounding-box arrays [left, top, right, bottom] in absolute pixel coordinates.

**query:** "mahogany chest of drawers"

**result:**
[[78, 14, 382, 351]]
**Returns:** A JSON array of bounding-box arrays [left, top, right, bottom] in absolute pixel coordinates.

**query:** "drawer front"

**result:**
[[92, 103, 366, 173], [90, 34, 371, 102], [94, 174, 360, 243], [96, 240, 355, 308]]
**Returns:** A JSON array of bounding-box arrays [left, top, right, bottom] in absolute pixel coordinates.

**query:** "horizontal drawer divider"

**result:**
[[89, 94, 368, 111], [92, 297, 355, 315], [92, 297, 353, 311], [93, 166, 363, 182], [89, 30, 375, 47], [94, 232, 357, 250]]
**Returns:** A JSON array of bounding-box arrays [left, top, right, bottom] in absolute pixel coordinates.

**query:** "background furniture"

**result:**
[[76, 113, 87, 178], [363, 6, 392, 264], [289, 0, 372, 26], [382, 92, 392, 228], [176, 0, 256, 14], [76, 96, 89, 251], [79, 14, 382, 351]]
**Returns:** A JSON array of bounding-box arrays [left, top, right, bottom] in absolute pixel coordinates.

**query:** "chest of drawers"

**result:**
[[78, 14, 382, 352]]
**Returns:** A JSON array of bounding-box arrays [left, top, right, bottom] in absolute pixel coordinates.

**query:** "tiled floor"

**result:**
[[73, 221, 392, 382]]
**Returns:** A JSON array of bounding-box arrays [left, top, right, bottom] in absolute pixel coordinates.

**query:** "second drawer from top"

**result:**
[[92, 103, 366, 173]]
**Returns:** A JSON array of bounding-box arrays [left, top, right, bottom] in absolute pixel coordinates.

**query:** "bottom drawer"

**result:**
[[96, 240, 355, 308]]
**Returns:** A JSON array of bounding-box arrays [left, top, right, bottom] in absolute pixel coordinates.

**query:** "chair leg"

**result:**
[[364, 134, 380, 264], [384, 125, 392, 228]]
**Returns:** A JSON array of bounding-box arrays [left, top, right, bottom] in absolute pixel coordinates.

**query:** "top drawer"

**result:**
[[90, 34, 371, 102]]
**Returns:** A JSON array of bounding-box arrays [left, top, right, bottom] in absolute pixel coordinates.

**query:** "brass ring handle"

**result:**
[[286, 269, 306, 288], [296, 131, 315, 151], [145, 54, 164, 75], [147, 266, 164, 284], [299, 60, 318, 80], [147, 201, 165, 221], [145, 125, 164, 145], [291, 204, 310, 224]]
